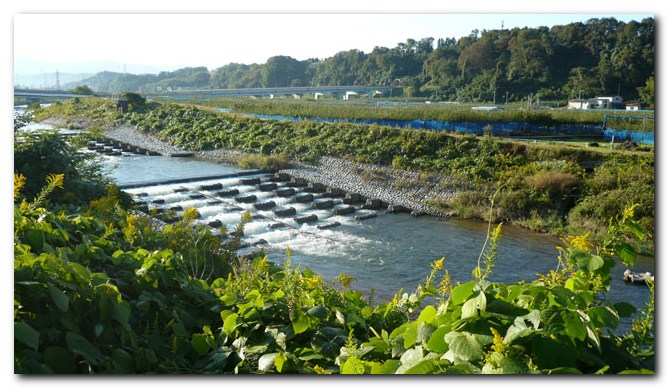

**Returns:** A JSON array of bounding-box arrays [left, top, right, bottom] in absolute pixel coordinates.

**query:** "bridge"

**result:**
[[15, 85, 393, 103], [144, 85, 393, 100]]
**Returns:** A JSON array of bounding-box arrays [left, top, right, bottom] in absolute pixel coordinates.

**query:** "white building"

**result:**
[[567, 95, 624, 110]]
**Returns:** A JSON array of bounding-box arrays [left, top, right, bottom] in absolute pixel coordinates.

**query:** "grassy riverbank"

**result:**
[[34, 98, 654, 247], [200, 97, 655, 132]]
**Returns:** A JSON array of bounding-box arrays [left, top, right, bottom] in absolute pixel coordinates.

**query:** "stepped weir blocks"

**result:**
[[304, 182, 327, 193], [312, 199, 335, 210], [286, 177, 308, 187], [269, 172, 292, 182], [240, 177, 262, 185], [199, 183, 223, 191], [217, 188, 240, 197], [318, 221, 341, 230], [254, 200, 277, 210], [354, 212, 377, 221], [294, 193, 315, 203], [343, 192, 366, 204], [332, 205, 356, 215], [235, 194, 257, 203], [274, 187, 296, 197], [386, 204, 408, 213], [274, 207, 297, 217], [257, 182, 278, 191], [295, 214, 318, 224], [361, 198, 384, 210]]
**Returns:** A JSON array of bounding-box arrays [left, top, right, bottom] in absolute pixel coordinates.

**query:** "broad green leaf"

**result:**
[[531, 336, 577, 369], [626, 221, 646, 240], [307, 305, 327, 320], [191, 333, 210, 356], [221, 292, 237, 306], [403, 323, 418, 349], [43, 346, 77, 373], [292, 310, 310, 334], [402, 359, 439, 374], [450, 281, 477, 305], [341, 356, 368, 374], [258, 352, 278, 372], [613, 302, 637, 318], [588, 306, 619, 329], [615, 243, 637, 267], [274, 352, 287, 372], [562, 311, 586, 342], [48, 285, 69, 312], [66, 331, 104, 365], [426, 326, 449, 353], [461, 291, 486, 319], [15, 321, 40, 351], [370, 359, 401, 374], [417, 305, 437, 324], [444, 332, 484, 362], [545, 367, 583, 374], [395, 346, 425, 374], [223, 313, 238, 336], [112, 300, 131, 326], [618, 369, 654, 374]]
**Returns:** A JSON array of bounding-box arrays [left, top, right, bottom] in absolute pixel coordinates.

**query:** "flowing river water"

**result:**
[[18, 109, 653, 334]]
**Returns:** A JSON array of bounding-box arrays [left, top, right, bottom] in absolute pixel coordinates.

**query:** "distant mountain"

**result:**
[[14, 58, 183, 78]]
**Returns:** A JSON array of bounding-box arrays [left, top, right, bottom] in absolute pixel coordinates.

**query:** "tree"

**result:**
[[637, 76, 654, 109], [72, 85, 94, 95]]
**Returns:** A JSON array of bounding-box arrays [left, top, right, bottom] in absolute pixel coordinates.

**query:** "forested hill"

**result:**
[[72, 17, 654, 104]]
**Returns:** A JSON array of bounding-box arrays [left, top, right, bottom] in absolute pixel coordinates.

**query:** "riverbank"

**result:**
[[41, 117, 458, 218]]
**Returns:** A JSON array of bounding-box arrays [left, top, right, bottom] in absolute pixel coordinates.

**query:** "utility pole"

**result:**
[[493, 90, 496, 105], [56, 71, 60, 90], [505, 91, 508, 105]]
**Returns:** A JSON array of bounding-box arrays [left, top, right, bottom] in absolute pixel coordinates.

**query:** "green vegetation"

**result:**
[[204, 97, 654, 131], [35, 98, 654, 245]]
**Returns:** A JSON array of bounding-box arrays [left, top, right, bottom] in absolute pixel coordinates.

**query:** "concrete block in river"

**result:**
[[325, 187, 347, 198], [269, 172, 291, 182], [188, 193, 206, 199], [257, 182, 278, 191], [151, 199, 166, 204], [354, 212, 377, 221], [343, 192, 366, 204], [361, 198, 383, 209], [169, 205, 183, 211], [217, 188, 240, 197], [207, 200, 222, 205], [317, 221, 341, 230], [311, 199, 334, 209], [275, 187, 296, 197], [332, 205, 356, 215], [199, 183, 223, 191], [235, 194, 257, 203], [386, 204, 409, 213], [274, 207, 297, 217], [295, 214, 318, 224], [304, 182, 327, 193], [295, 193, 314, 203], [240, 177, 262, 185], [254, 200, 277, 210], [208, 220, 223, 228], [286, 177, 308, 187]]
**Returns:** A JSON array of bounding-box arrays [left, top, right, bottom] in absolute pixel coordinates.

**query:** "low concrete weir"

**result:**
[[122, 169, 418, 252]]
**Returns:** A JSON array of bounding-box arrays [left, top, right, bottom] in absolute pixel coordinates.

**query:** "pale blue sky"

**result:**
[[14, 12, 654, 73]]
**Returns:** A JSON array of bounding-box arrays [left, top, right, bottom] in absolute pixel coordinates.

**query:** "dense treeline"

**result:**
[[75, 17, 654, 106]]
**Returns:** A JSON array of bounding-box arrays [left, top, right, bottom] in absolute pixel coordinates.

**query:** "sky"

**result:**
[[13, 12, 655, 74]]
